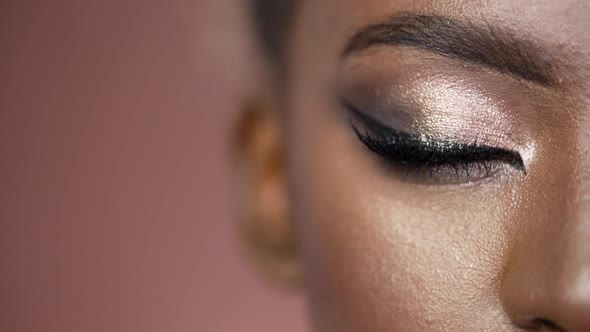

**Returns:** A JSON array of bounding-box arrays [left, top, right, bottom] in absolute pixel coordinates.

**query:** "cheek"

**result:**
[[285, 100, 525, 331]]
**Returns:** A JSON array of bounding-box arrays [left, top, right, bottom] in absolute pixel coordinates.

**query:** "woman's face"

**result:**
[[249, 0, 590, 331]]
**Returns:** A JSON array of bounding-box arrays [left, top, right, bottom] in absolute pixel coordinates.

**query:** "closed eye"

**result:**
[[342, 100, 526, 183]]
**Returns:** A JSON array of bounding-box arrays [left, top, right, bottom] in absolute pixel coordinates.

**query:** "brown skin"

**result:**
[[237, 1, 590, 331]]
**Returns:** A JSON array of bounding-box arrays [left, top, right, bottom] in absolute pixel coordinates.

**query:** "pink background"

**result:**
[[0, 1, 307, 331]]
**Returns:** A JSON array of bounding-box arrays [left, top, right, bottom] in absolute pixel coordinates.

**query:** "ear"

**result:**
[[233, 97, 301, 287]]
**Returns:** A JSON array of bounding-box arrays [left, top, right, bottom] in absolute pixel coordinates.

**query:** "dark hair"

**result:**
[[250, 0, 296, 63]]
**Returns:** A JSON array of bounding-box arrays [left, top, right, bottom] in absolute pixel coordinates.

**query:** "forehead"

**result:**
[[291, 0, 590, 86]]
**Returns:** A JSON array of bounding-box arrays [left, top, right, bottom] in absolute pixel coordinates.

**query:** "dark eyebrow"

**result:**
[[344, 14, 557, 86]]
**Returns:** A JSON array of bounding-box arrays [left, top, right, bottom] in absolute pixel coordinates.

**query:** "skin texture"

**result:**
[[237, 0, 590, 331]]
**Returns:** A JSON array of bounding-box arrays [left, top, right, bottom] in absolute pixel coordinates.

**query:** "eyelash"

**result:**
[[342, 101, 526, 184]]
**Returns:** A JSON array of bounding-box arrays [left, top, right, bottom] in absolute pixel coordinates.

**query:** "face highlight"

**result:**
[[240, 0, 590, 331]]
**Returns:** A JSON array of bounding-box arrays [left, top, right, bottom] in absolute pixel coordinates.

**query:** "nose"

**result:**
[[501, 210, 590, 331]]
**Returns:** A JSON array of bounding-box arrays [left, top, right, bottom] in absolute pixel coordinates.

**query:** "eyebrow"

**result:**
[[344, 14, 558, 86]]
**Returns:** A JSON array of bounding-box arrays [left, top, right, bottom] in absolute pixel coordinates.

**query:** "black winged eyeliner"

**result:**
[[342, 100, 527, 176]]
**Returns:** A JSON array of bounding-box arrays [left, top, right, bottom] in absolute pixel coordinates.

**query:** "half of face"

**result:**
[[237, 0, 590, 331]]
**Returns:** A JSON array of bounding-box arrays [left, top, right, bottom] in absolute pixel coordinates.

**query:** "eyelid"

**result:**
[[342, 99, 527, 174]]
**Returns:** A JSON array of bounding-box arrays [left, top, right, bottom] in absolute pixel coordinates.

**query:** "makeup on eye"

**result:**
[[333, 38, 545, 185], [336, 50, 531, 152], [341, 99, 527, 184]]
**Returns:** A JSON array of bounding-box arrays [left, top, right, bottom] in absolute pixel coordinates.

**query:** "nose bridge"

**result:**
[[563, 266, 590, 307], [543, 226, 590, 331], [557, 193, 590, 273], [548, 217, 590, 301], [501, 175, 590, 331], [540, 149, 590, 291], [500, 31, 590, 330]]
